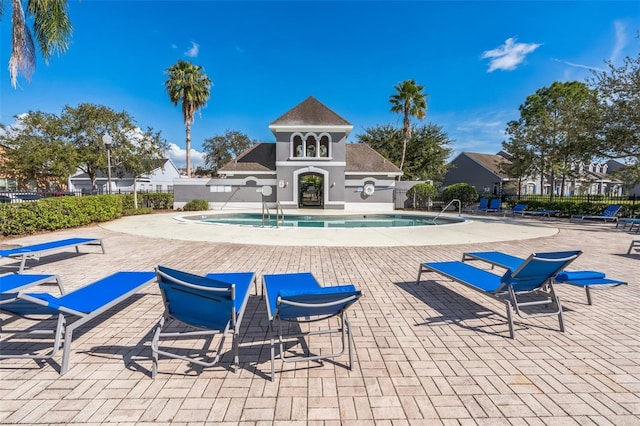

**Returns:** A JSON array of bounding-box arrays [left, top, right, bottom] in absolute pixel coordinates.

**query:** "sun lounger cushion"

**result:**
[[555, 271, 606, 281]]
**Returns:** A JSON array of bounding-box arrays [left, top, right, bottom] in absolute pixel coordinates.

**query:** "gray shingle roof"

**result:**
[[463, 152, 511, 177], [346, 143, 402, 173], [270, 96, 351, 127], [217, 143, 276, 172]]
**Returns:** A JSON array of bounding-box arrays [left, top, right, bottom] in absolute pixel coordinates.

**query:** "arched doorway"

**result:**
[[298, 173, 324, 208]]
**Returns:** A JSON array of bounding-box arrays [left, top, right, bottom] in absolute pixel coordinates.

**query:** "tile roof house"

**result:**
[[173, 97, 402, 210]]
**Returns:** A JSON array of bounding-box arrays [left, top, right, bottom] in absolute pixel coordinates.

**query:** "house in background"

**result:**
[[443, 151, 624, 197], [606, 159, 640, 196], [442, 152, 517, 196], [173, 96, 402, 210], [0, 144, 18, 191], [68, 158, 180, 194]]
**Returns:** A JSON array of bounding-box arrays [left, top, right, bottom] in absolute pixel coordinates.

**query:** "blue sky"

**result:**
[[1, 1, 638, 169]]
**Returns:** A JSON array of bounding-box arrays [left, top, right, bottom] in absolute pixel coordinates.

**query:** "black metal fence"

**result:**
[[394, 188, 639, 212]]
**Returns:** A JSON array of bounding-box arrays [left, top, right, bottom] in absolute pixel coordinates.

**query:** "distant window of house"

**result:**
[[210, 185, 232, 192], [156, 185, 162, 192], [293, 135, 304, 158], [167, 185, 173, 192]]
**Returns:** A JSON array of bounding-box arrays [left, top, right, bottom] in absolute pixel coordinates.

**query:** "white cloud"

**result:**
[[166, 142, 205, 170], [610, 20, 627, 63], [481, 38, 541, 72], [553, 58, 606, 72], [184, 41, 199, 58]]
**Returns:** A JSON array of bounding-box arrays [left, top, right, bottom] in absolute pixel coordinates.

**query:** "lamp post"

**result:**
[[102, 133, 113, 195]]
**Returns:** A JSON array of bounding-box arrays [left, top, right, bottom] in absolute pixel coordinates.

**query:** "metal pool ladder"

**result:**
[[430, 199, 461, 223], [262, 202, 285, 227]]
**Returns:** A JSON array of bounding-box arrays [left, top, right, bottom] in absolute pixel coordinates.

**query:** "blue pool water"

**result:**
[[185, 213, 464, 228]]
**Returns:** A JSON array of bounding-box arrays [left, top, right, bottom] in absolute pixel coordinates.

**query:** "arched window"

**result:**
[[293, 135, 304, 158], [305, 135, 317, 157], [319, 134, 329, 158]]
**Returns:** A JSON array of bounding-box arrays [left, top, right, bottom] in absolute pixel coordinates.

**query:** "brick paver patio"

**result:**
[[0, 217, 638, 425]]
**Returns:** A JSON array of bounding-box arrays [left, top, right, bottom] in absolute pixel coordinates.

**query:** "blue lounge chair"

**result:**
[[152, 266, 256, 378], [522, 209, 555, 218], [263, 272, 362, 380], [462, 251, 627, 305], [1, 272, 64, 299], [0, 237, 105, 272], [417, 250, 582, 338], [507, 203, 528, 216], [462, 198, 488, 214], [617, 218, 640, 232], [484, 198, 502, 214], [0, 271, 156, 374], [570, 205, 621, 223]]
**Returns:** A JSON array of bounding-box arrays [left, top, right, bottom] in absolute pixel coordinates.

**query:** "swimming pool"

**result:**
[[183, 213, 465, 228]]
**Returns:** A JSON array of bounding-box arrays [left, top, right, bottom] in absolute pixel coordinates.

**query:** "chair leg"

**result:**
[[344, 316, 353, 371], [151, 317, 165, 379], [269, 323, 276, 381], [232, 331, 239, 373], [416, 264, 425, 284], [504, 300, 515, 339], [585, 286, 593, 305]]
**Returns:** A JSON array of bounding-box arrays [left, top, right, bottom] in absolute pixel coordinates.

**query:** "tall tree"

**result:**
[[502, 81, 598, 198], [164, 59, 212, 178], [202, 130, 255, 174], [587, 52, 640, 185], [3, 0, 72, 88], [389, 80, 428, 176], [0, 111, 76, 189], [357, 123, 452, 182]]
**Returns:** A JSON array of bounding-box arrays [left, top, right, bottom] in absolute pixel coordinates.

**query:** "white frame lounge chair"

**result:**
[[0, 271, 156, 375], [1, 272, 64, 299], [628, 240, 640, 255], [151, 266, 256, 378], [0, 237, 105, 272], [263, 272, 362, 381], [462, 251, 627, 305], [417, 250, 582, 338], [570, 205, 621, 224]]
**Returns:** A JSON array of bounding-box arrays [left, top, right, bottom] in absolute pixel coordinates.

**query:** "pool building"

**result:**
[[173, 97, 403, 210]]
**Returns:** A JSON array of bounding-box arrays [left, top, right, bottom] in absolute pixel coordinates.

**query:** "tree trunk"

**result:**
[[185, 121, 192, 177], [133, 178, 138, 209]]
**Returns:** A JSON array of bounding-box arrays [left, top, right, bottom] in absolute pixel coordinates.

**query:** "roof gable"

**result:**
[[269, 96, 352, 128], [218, 143, 276, 172], [461, 152, 511, 177], [346, 143, 402, 174]]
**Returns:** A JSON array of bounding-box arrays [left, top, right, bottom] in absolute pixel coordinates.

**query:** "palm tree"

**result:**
[[389, 80, 428, 177], [164, 59, 212, 177], [4, 0, 72, 88]]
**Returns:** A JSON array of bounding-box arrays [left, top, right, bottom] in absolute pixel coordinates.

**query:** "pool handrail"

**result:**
[[431, 199, 461, 223]]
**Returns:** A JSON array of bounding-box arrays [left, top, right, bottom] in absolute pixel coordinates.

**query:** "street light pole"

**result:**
[[102, 133, 113, 195]]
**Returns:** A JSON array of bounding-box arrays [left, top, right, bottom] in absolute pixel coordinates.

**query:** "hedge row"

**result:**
[[0, 193, 174, 237], [504, 199, 635, 218]]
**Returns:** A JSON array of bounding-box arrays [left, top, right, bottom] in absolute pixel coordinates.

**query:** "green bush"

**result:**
[[442, 183, 478, 207], [121, 192, 173, 210], [123, 207, 153, 216], [0, 195, 123, 236], [407, 183, 438, 209], [183, 199, 209, 211]]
